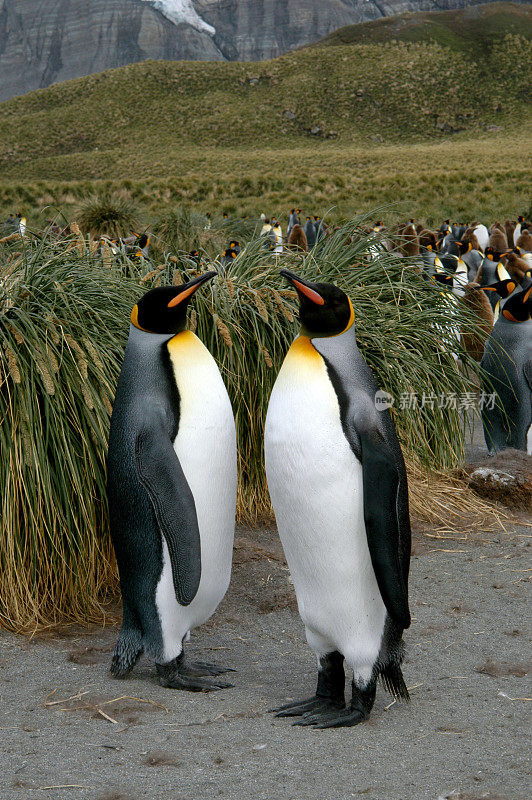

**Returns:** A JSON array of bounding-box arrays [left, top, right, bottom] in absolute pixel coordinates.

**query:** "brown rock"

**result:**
[[463, 449, 532, 510]]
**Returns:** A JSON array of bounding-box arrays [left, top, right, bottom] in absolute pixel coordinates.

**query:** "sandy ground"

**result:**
[[0, 418, 530, 800], [0, 519, 530, 800]]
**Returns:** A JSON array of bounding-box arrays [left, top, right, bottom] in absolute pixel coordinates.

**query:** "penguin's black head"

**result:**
[[481, 263, 517, 300], [131, 272, 216, 334], [433, 272, 454, 288], [500, 280, 532, 323], [455, 240, 472, 256], [280, 269, 354, 337]]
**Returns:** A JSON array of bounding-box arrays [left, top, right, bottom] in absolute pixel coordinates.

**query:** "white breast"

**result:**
[[155, 331, 237, 661], [264, 337, 386, 673]]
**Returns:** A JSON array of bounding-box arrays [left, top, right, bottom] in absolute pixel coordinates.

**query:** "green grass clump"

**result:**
[[0, 233, 137, 628], [77, 194, 139, 238]]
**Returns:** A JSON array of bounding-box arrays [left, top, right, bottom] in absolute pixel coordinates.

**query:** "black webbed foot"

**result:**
[[272, 696, 345, 718], [296, 706, 368, 729], [295, 678, 376, 729], [182, 660, 235, 677], [271, 651, 345, 718], [156, 654, 234, 692]]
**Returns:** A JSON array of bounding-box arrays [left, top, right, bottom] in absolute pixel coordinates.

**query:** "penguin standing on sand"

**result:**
[[481, 271, 532, 454], [108, 274, 237, 691], [265, 270, 411, 729]]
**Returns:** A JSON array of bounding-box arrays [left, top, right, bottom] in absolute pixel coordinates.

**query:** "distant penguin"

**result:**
[[305, 217, 317, 248], [476, 249, 502, 311], [418, 230, 438, 278], [439, 219, 451, 236], [513, 216, 526, 248], [108, 275, 237, 690], [288, 224, 308, 252], [127, 233, 149, 260], [504, 251, 531, 289], [505, 219, 516, 249], [481, 273, 532, 454], [266, 270, 411, 729], [287, 209, 299, 238], [439, 228, 455, 254], [397, 222, 419, 258], [137, 233, 150, 258], [459, 282, 494, 361], [461, 228, 481, 252], [516, 228, 532, 253], [16, 212, 26, 237], [314, 216, 328, 241], [261, 218, 272, 237], [272, 223, 283, 254], [418, 230, 437, 251], [488, 227, 509, 260], [221, 246, 237, 269], [471, 223, 489, 252], [454, 240, 483, 283]]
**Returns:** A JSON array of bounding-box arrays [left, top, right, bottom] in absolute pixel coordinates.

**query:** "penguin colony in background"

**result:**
[[404, 214, 531, 454], [105, 208, 530, 729]]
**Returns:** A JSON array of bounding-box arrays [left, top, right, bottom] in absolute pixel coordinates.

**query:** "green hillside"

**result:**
[[0, 2, 530, 224], [319, 2, 532, 54]]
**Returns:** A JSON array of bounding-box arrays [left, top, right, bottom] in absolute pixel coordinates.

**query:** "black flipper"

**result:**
[[358, 428, 411, 629], [135, 425, 201, 606]]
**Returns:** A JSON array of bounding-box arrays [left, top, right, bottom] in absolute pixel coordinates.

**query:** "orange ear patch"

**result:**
[[502, 309, 520, 323]]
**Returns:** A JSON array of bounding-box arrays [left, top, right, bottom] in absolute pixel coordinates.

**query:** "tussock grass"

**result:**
[[77, 194, 139, 238], [0, 233, 136, 629], [0, 217, 498, 629]]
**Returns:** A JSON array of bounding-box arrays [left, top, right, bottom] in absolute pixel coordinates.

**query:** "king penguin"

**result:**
[[265, 270, 411, 729], [480, 271, 532, 454], [107, 273, 237, 691]]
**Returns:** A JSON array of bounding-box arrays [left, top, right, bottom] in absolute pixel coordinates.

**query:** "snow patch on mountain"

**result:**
[[143, 1, 215, 35]]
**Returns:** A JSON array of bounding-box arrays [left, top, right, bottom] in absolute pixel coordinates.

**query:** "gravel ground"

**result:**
[[1, 417, 530, 800], [0, 518, 530, 800]]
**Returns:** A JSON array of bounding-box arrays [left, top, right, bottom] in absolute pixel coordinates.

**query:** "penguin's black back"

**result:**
[[107, 328, 180, 647]]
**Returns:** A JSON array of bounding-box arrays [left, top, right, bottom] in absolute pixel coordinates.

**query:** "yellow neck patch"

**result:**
[[343, 298, 355, 333], [288, 335, 322, 362], [131, 304, 149, 332]]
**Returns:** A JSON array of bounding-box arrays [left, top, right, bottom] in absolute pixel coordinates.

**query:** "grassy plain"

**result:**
[[0, 3, 530, 226]]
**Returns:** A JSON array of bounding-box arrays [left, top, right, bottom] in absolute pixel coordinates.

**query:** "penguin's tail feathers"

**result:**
[[110, 627, 143, 678], [380, 662, 410, 702]]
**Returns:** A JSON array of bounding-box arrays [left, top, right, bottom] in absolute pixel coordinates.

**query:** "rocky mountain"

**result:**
[[0, 0, 514, 101]]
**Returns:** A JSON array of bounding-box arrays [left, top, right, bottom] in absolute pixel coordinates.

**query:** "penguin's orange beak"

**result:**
[[280, 270, 325, 305], [167, 271, 216, 308]]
